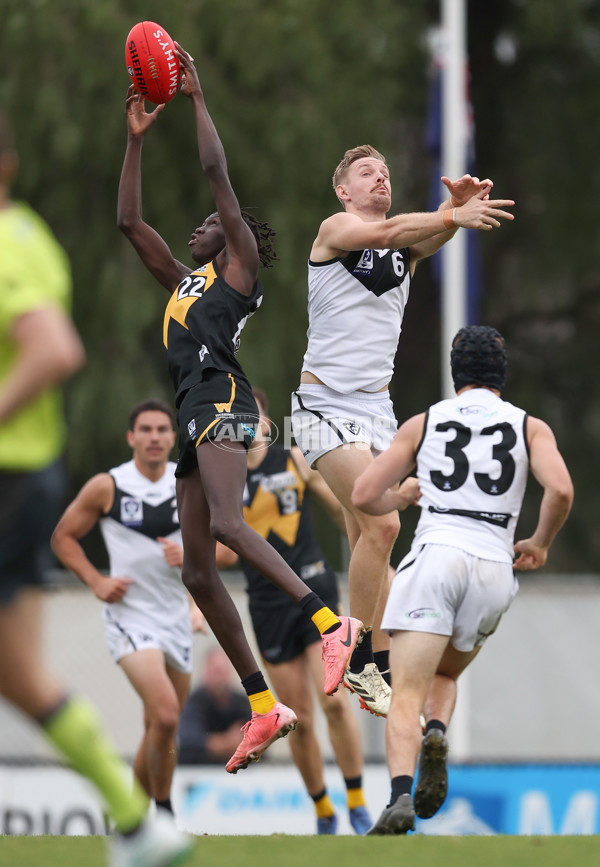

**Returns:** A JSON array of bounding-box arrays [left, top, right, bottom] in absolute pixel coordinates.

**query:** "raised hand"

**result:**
[[454, 187, 515, 230], [442, 174, 494, 205], [125, 84, 165, 137], [174, 42, 201, 98]]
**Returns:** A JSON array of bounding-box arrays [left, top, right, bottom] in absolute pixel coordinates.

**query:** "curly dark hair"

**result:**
[[241, 209, 278, 269]]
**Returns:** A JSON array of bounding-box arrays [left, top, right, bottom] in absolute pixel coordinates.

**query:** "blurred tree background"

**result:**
[[0, 0, 597, 572]]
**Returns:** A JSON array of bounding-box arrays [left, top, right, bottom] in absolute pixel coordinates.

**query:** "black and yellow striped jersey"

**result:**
[[163, 258, 263, 406], [241, 445, 330, 606]]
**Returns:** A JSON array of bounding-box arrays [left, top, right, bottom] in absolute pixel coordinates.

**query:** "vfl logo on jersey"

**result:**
[[354, 249, 373, 273], [348, 248, 408, 296], [344, 421, 362, 436], [199, 345, 209, 362], [120, 496, 144, 527], [188, 418, 197, 438]]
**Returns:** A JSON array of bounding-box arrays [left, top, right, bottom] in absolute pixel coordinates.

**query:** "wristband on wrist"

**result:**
[[443, 207, 457, 229]]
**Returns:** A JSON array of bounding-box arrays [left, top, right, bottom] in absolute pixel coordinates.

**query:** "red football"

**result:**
[[125, 21, 181, 105]]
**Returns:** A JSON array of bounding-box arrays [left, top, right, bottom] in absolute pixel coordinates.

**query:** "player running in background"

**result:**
[[352, 326, 573, 834], [0, 109, 190, 866], [52, 399, 205, 816], [292, 145, 515, 717], [117, 43, 362, 773], [217, 387, 375, 834]]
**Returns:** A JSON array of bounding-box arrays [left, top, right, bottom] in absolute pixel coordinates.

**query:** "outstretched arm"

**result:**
[[175, 44, 258, 295], [513, 417, 573, 571], [409, 175, 514, 266], [441, 173, 494, 207], [117, 85, 190, 292], [314, 185, 514, 269]]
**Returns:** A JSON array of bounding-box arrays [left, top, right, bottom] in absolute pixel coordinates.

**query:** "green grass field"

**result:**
[[0, 835, 599, 867]]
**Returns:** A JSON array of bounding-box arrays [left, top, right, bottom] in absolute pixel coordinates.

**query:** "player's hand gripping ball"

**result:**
[[125, 21, 181, 105]]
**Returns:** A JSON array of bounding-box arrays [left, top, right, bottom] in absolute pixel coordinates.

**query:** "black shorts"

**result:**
[[175, 370, 259, 478], [0, 460, 66, 605], [249, 568, 340, 665]]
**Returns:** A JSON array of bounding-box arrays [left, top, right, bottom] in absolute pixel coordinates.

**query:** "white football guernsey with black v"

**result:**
[[414, 388, 529, 563], [301, 247, 411, 393], [99, 459, 188, 629]]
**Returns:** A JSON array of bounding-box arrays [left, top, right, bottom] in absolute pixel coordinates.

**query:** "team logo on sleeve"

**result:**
[[120, 496, 144, 527]]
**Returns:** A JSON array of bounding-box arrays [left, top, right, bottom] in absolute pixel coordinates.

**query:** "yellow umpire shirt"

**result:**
[[0, 202, 73, 471]]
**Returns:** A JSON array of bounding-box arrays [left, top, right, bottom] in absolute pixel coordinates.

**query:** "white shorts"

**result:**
[[381, 543, 518, 652], [291, 383, 397, 468], [103, 611, 193, 674]]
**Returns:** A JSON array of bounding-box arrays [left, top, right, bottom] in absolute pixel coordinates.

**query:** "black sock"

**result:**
[[425, 719, 447, 735], [299, 591, 328, 621], [373, 650, 391, 686], [349, 628, 373, 673], [155, 798, 173, 814], [241, 671, 269, 697], [390, 775, 413, 805], [310, 788, 326, 803], [344, 775, 362, 791]]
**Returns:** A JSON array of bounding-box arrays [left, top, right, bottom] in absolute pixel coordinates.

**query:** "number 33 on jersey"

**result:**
[[414, 388, 529, 564]]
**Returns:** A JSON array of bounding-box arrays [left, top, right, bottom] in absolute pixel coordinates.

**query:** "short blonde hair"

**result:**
[[332, 145, 387, 191]]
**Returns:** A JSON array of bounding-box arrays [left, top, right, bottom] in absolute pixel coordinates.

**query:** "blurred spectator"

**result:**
[[178, 647, 251, 765]]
